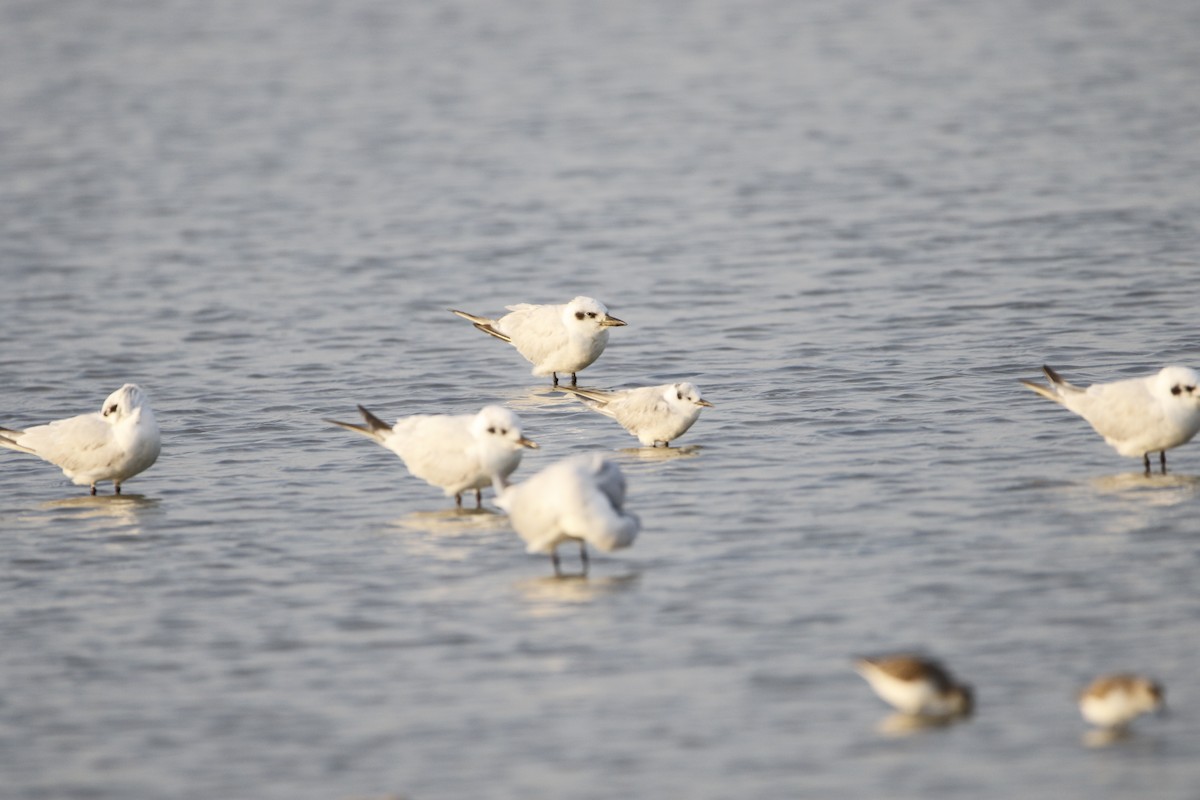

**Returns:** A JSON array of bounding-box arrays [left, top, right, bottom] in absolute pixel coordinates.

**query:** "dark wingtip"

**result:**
[[356, 405, 392, 432]]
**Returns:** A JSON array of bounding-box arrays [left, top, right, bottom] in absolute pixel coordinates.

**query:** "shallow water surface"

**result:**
[[3, 0, 1200, 798]]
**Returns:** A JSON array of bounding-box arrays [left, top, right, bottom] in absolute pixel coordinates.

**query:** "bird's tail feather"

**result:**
[[324, 418, 376, 439], [449, 309, 511, 343], [0, 429, 35, 454], [1042, 365, 1082, 393], [558, 386, 612, 404], [1019, 379, 1061, 403], [325, 405, 392, 441], [356, 405, 392, 433], [1020, 364, 1080, 404]]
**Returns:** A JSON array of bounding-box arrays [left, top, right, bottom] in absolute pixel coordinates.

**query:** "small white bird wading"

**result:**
[[326, 404, 537, 508], [494, 453, 640, 576], [1021, 364, 1200, 473], [450, 296, 626, 386], [0, 384, 161, 495], [561, 381, 713, 446]]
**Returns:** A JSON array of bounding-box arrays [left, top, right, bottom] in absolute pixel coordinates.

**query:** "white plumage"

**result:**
[[327, 404, 537, 507], [0, 384, 161, 494], [562, 381, 712, 446], [450, 296, 626, 385], [1021, 365, 1200, 471], [495, 453, 640, 575]]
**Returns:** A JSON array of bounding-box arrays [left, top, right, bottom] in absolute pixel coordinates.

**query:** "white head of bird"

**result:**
[[470, 405, 538, 476], [1153, 366, 1200, 410], [101, 384, 154, 424], [562, 296, 626, 339], [664, 382, 712, 414]]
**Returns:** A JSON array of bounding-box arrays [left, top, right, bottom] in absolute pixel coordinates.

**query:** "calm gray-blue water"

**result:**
[[3, 0, 1200, 797]]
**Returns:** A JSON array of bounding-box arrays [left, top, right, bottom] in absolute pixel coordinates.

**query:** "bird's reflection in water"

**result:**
[[1088, 471, 1200, 507], [383, 507, 506, 563], [617, 444, 703, 463], [389, 506, 502, 536], [514, 571, 641, 616], [874, 711, 970, 737], [502, 385, 578, 411], [41, 493, 157, 510], [39, 493, 159, 524], [26, 493, 161, 537], [1080, 728, 1168, 752], [1082, 727, 1134, 749]]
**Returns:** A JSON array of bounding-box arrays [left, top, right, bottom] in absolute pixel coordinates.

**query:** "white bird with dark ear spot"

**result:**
[[561, 381, 713, 446], [494, 453, 640, 576], [1021, 364, 1200, 473], [450, 296, 627, 386], [326, 404, 537, 508], [0, 383, 161, 495]]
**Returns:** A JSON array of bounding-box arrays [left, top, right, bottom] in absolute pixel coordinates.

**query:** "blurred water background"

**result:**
[[3, 0, 1200, 797]]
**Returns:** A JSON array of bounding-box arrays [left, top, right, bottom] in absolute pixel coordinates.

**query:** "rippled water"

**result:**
[[4, 0, 1200, 797]]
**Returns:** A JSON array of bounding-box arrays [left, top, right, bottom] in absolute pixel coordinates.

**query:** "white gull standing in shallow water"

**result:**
[[1020, 364, 1200, 473], [561, 381, 712, 446], [326, 404, 537, 508], [450, 296, 626, 386], [0, 383, 161, 495], [494, 453, 640, 576]]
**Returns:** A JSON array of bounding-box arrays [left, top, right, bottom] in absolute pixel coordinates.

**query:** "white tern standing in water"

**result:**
[[561, 381, 712, 446], [0, 383, 161, 495], [1021, 364, 1200, 472], [450, 296, 626, 386], [326, 404, 537, 508]]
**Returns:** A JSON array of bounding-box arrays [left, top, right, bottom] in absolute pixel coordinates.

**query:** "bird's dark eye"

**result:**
[[106, 404, 118, 415], [487, 426, 496, 433], [575, 311, 585, 320], [677, 391, 683, 400], [1188, 385, 1196, 393], [1172, 385, 1182, 395], [587, 312, 597, 318], [499, 428, 507, 435]]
